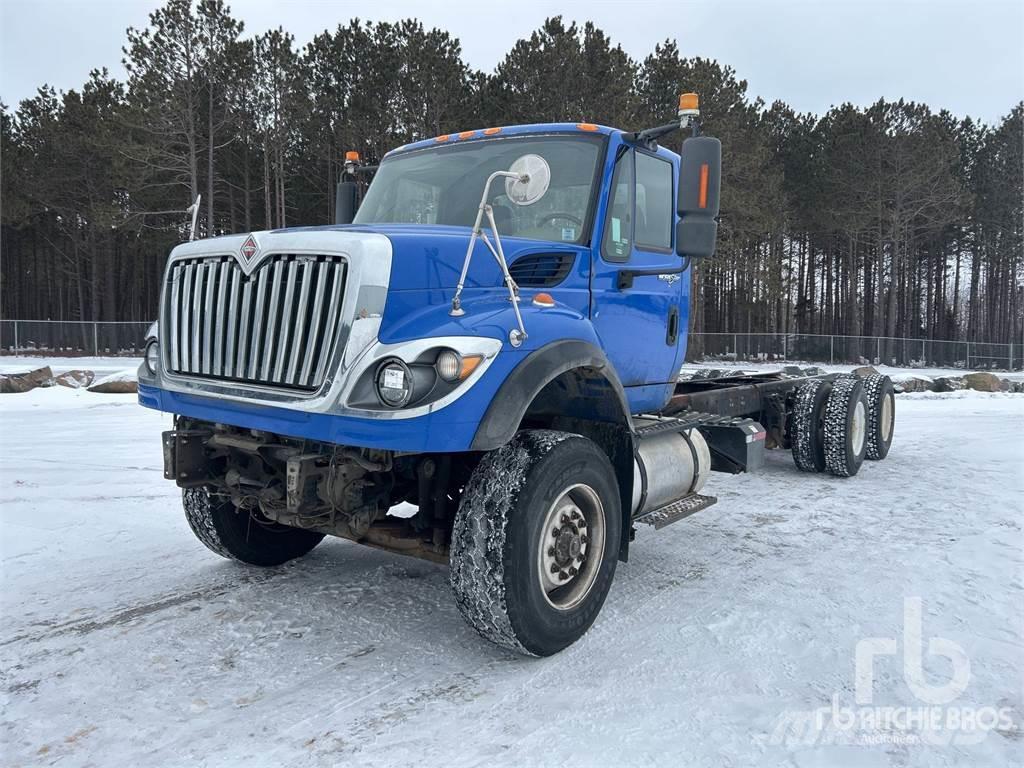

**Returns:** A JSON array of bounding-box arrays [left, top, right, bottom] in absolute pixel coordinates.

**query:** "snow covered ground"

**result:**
[[1, 371, 1022, 767]]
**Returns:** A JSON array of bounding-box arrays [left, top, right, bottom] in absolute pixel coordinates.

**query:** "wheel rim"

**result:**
[[537, 484, 605, 611], [851, 399, 867, 455], [880, 393, 894, 441]]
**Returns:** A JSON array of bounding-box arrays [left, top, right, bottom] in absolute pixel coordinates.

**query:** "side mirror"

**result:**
[[334, 181, 359, 225], [676, 136, 721, 260]]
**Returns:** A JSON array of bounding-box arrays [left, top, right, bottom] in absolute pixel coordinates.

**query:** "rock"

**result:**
[[782, 365, 805, 377], [962, 372, 1002, 392], [87, 371, 138, 394], [0, 366, 54, 394], [933, 376, 965, 393], [851, 366, 880, 378], [897, 376, 934, 393], [54, 369, 95, 389]]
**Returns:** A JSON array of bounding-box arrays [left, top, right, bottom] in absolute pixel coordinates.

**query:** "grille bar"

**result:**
[[165, 254, 346, 392]]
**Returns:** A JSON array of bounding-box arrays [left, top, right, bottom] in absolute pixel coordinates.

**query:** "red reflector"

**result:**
[[752, 431, 766, 441], [698, 163, 709, 209]]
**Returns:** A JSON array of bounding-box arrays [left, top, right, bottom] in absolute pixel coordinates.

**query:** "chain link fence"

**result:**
[[0, 320, 1018, 370], [0, 320, 153, 357], [686, 332, 1020, 370]]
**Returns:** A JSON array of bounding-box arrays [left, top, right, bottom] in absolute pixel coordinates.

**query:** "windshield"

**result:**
[[354, 134, 604, 244]]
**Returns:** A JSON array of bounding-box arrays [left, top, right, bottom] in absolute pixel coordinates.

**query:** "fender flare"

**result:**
[[471, 339, 633, 451]]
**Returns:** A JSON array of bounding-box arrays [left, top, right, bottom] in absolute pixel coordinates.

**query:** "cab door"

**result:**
[[590, 144, 686, 410]]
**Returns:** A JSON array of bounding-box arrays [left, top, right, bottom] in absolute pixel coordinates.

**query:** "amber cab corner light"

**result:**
[[532, 292, 556, 308], [344, 150, 360, 162], [458, 130, 477, 139], [576, 123, 599, 132], [435, 134, 451, 142], [678, 93, 700, 115], [483, 127, 502, 135]]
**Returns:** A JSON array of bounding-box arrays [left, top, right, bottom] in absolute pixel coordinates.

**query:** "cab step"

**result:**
[[634, 493, 718, 529]]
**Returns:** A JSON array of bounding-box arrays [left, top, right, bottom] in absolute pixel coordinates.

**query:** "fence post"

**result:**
[[783, 334, 787, 361], [830, 335, 834, 365], [12, 320, 18, 353], [876, 337, 881, 365], [964, 341, 969, 369], [93, 322, 99, 356], [733, 333, 737, 359], [1010, 342, 1014, 371]]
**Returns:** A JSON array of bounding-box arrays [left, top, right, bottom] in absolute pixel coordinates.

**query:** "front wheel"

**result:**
[[183, 487, 324, 566], [449, 431, 622, 656]]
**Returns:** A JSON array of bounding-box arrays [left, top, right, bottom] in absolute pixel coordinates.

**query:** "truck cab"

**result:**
[[140, 97, 895, 656]]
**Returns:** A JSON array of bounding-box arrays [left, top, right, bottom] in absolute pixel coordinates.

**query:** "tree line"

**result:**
[[2, 1, 1021, 351]]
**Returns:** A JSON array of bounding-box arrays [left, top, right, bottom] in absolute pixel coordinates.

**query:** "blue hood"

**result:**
[[287, 223, 588, 291]]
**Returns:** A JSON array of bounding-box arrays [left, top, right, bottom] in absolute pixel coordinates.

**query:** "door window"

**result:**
[[601, 150, 634, 262], [635, 152, 674, 251]]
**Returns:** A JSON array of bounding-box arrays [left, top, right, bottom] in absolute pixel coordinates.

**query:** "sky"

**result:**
[[1, 0, 1021, 124]]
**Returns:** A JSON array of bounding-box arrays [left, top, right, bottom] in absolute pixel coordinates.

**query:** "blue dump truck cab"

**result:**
[[141, 97, 897, 656]]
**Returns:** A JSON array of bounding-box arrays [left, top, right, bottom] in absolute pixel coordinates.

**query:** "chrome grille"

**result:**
[[165, 254, 346, 391]]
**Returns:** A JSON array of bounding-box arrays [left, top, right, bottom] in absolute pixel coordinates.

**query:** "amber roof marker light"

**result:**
[[678, 92, 701, 135]]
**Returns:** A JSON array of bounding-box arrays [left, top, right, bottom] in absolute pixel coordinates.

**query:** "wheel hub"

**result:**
[[537, 487, 604, 610]]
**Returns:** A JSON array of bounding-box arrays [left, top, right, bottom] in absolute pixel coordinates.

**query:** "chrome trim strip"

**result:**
[[202, 262, 216, 375], [180, 263, 194, 372], [300, 261, 329, 386], [236, 275, 253, 377], [213, 260, 229, 376], [190, 262, 203, 371], [286, 260, 314, 385], [225, 266, 240, 378], [274, 260, 298, 383], [313, 263, 345, 386], [169, 265, 181, 371], [260, 260, 283, 381], [249, 265, 269, 376]]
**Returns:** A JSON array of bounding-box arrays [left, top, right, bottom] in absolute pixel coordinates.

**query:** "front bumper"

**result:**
[[139, 383, 489, 453]]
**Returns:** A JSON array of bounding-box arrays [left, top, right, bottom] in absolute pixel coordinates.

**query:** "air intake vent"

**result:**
[[508, 252, 575, 287]]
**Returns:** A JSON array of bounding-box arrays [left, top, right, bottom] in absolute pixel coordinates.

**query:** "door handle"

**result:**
[[666, 305, 679, 345], [617, 265, 686, 290]]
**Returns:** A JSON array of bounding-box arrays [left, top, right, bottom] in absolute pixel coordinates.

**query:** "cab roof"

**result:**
[[384, 123, 620, 158]]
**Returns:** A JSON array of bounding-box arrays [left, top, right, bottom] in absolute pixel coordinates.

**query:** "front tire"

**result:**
[[183, 487, 324, 566], [449, 431, 621, 656]]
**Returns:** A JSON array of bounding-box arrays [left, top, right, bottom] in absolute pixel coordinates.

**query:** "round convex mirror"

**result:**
[[505, 154, 551, 206]]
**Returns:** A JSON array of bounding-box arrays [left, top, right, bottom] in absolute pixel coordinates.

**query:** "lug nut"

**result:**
[[581, 535, 588, 544], [547, 546, 555, 556], [568, 566, 577, 576], [551, 527, 560, 537], [560, 514, 569, 525], [558, 571, 569, 581], [550, 563, 560, 574]]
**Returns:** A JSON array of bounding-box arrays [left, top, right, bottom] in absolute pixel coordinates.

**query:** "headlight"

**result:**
[[375, 358, 413, 407], [436, 350, 461, 382], [144, 339, 160, 375]]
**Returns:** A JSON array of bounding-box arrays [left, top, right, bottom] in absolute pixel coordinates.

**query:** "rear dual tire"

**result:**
[[862, 373, 895, 460], [791, 379, 831, 473], [823, 376, 868, 477]]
